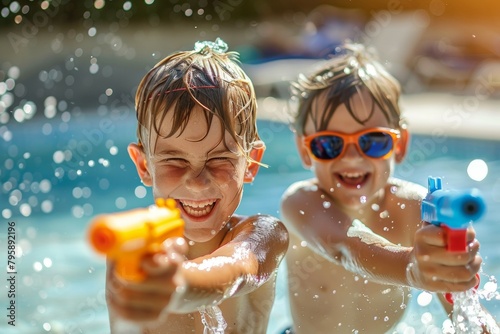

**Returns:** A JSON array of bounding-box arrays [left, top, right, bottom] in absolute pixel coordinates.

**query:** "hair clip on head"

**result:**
[[194, 38, 228, 55]]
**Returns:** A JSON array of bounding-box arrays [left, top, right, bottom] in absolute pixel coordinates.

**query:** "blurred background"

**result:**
[[2, 0, 500, 112], [2, 1, 500, 333]]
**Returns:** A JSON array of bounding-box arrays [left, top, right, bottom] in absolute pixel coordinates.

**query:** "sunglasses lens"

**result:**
[[359, 132, 394, 158], [309, 135, 344, 160]]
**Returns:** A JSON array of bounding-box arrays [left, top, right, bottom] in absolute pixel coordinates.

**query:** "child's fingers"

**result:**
[[417, 223, 446, 247], [141, 237, 187, 276], [414, 244, 479, 266], [107, 289, 167, 322], [141, 253, 179, 276], [421, 221, 478, 246], [106, 271, 175, 322], [163, 237, 188, 255]]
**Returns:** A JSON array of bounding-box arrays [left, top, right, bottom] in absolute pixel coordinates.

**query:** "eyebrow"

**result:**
[[153, 147, 238, 159]]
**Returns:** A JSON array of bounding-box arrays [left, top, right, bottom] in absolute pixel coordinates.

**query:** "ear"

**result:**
[[244, 141, 266, 183], [128, 143, 152, 186], [295, 135, 312, 169], [395, 126, 409, 164]]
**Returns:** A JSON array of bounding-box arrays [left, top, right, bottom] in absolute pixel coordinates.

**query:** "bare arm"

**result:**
[[281, 180, 480, 292], [169, 214, 289, 313], [106, 214, 289, 323]]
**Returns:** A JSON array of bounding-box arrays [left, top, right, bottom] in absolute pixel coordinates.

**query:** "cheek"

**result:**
[[209, 159, 247, 183], [375, 160, 393, 180], [209, 165, 244, 186], [158, 167, 184, 179], [152, 166, 185, 191]]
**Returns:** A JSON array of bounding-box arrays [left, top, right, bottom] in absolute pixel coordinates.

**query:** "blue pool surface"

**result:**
[[2, 108, 500, 333]]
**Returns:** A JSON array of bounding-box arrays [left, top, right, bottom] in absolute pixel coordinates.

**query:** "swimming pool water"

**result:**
[[2, 109, 500, 333]]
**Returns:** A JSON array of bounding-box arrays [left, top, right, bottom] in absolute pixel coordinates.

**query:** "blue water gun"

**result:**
[[421, 176, 486, 252]]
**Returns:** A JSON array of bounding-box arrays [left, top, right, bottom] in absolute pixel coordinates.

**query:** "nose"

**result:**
[[341, 143, 363, 161], [185, 166, 211, 191]]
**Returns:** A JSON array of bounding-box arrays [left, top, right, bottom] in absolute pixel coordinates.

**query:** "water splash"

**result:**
[[450, 275, 500, 334], [199, 305, 227, 334]]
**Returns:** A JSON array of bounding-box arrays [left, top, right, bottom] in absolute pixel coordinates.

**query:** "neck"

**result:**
[[186, 223, 231, 259]]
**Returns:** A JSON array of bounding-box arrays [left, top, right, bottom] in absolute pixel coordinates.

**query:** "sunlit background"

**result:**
[[1, 1, 500, 333]]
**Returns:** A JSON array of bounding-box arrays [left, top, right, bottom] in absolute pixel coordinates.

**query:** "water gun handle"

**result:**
[[115, 254, 145, 282], [442, 225, 468, 252]]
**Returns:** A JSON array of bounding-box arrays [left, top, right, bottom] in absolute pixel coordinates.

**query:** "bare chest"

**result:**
[[287, 247, 410, 333]]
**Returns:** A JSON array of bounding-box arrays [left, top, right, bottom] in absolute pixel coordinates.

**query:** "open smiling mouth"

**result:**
[[178, 199, 217, 218], [336, 172, 369, 188]]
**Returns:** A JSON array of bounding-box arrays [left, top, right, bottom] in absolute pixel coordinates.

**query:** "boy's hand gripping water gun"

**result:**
[[421, 176, 486, 252], [88, 198, 184, 282], [421, 176, 486, 303]]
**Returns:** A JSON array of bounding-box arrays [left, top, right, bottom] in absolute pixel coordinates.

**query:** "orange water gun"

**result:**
[[88, 198, 184, 281]]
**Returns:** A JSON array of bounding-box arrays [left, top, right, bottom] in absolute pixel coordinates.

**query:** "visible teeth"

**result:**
[[180, 199, 215, 208], [342, 172, 364, 178], [179, 199, 216, 217]]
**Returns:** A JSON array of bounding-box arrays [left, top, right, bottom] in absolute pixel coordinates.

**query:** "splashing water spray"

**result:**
[[199, 305, 227, 334], [422, 176, 499, 333]]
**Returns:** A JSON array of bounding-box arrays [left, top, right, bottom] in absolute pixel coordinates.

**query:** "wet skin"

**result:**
[[282, 91, 481, 333], [106, 107, 289, 333]]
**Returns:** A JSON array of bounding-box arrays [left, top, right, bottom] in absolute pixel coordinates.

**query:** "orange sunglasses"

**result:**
[[303, 127, 400, 161]]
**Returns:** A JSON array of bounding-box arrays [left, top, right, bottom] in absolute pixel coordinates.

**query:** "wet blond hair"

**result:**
[[289, 42, 403, 136], [135, 39, 260, 161]]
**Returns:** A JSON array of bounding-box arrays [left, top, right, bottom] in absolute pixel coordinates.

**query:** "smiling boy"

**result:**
[[280, 43, 489, 333], [105, 39, 288, 333]]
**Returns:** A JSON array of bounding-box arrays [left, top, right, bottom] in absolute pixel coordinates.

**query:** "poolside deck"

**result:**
[[256, 93, 500, 141]]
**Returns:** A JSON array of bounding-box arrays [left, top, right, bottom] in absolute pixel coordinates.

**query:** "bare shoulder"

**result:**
[[388, 177, 427, 201], [229, 214, 287, 235], [281, 178, 318, 207], [224, 214, 289, 254]]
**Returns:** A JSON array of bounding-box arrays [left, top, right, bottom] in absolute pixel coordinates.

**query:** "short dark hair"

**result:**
[[289, 42, 403, 136], [135, 41, 260, 160]]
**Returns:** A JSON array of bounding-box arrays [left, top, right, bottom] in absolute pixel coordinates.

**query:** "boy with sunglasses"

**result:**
[[280, 43, 491, 333], [105, 39, 289, 333]]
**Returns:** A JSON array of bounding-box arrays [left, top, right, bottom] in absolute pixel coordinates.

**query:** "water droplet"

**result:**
[[134, 186, 147, 198], [299, 210, 304, 215], [379, 210, 389, 218], [322, 201, 331, 209], [371, 203, 380, 211], [417, 291, 433, 306], [359, 196, 367, 204], [43, 258, 52, 268], [33, 261, 43, 272]]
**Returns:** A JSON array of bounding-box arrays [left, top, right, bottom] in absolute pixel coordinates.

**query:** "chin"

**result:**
[[183, 225, 225, 244]]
